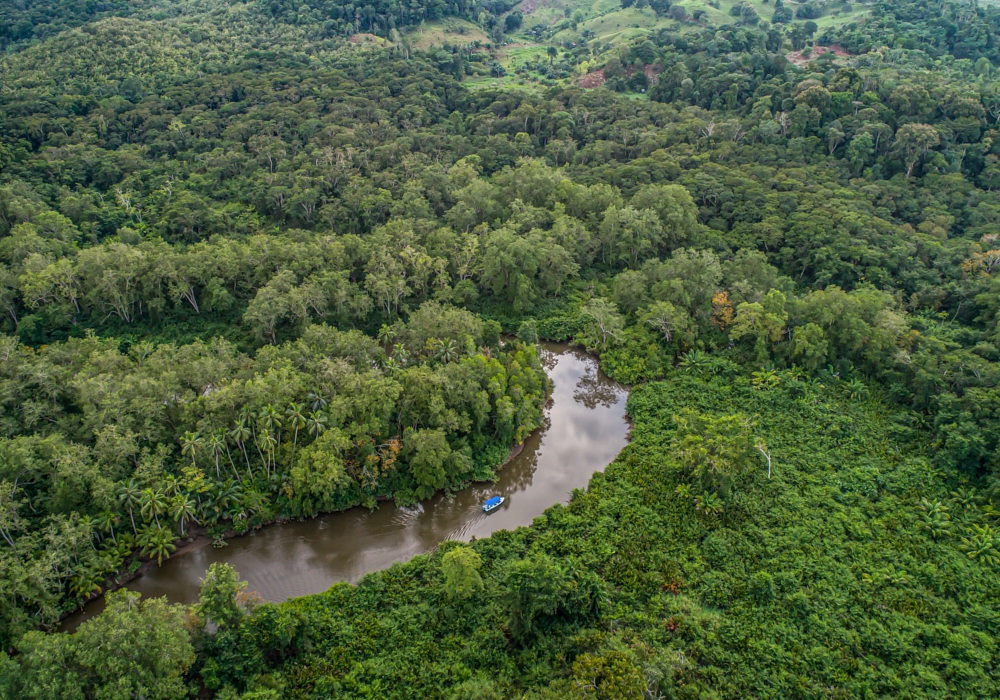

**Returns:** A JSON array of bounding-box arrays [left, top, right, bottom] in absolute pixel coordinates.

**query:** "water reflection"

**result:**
[[574, 362, 625, 409], [64, 343, 628, 625]]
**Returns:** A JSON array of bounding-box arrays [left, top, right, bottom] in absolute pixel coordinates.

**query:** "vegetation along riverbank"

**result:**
[[5, 0, 1000, 696]]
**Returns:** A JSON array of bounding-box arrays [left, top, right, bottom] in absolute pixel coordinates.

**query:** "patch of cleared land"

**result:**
[[406, 18, 490, 50]]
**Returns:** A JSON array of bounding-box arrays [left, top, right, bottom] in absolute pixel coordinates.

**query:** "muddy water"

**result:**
[[65, 343, 628, 625]]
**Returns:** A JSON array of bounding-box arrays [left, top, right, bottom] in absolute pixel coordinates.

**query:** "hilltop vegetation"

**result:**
[[4, 0, 1000, 697]]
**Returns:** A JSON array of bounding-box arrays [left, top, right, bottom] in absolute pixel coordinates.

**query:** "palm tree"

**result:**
[[436, 338, 461, 363], [230, 418, 254, 480], [98, 543, 127, 578], [306, 410, 327, 439], [246, 407, 268, 467], [307, 388, 328, 411], [286, 402, 307, 456], [135, 524, 158, 553], [239, 488, 266, 522], [162, 475, 182, 498], [220, 430, 239, 479], [94, 510, 120, 545], [139, 526, 177, 566], [206, 432, 226, 478], [785, 365, 806, 382], [139, 488, 167, 529], [119, 479, 142, 535], [208, 480, 243, 523], [259, 404, 282, 451], [391, 343, 409, 364], [959, 524, 1000, 566], [68, 569, 102, 600], [679, 349, 710, 376], [78, 515, 98, 551], [845, 378, 869, 400], [257, 432, 277, 476], [377, 323, 397, 346], [180, 431, 203, 468], [221, 479, 244, 510], [169, 495, 199, 537]]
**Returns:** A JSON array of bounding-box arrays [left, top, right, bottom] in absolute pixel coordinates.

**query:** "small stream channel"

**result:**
[[63, 342, 629, 628]]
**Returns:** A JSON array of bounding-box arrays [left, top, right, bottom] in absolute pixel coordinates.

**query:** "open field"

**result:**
[[406, 17, 491, 50], [459, 0, 870, 89], [513, 0, 869, 49]]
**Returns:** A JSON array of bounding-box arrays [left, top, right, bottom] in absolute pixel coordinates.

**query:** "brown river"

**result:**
[[64, 343, 628, 628]]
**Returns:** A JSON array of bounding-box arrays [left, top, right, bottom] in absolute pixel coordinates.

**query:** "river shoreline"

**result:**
[[61, 344, 627, 630], [61, 411, 545, 628]]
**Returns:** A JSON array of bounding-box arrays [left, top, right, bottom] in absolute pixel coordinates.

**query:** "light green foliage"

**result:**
[[570, 650, 645, 699], [6, 590, 193, 700], [790, 322, 829, 371], [403, 301, 483, 354], [7, 0, 1000, 693], [645, 248, 723, 321], [917, 498, 952, 540], [628, 183, 698, 249], [579, 298, 625, 350], [194, 563, 249, 631], [671, 409, 757, 497], [179, 373, 1000, 699], [729, 290, 788, 361], [441, 545, 484, 600], [405, 428, 455, 497], [639, 301, 692, 345], [290, 428, 352, 511], [517, 319, 540, 345], [598, 205, 664, 269], [611, 270, 649, 315]]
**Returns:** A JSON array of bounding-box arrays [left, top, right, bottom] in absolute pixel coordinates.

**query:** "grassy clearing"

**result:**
[[465, 0, 868, 89], [406, 17, 490, 50], [515, 0, 868, 50]]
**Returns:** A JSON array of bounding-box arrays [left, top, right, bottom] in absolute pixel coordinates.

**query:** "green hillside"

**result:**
[[477, 0, 870, 89], [4, 0, 1000, 697]]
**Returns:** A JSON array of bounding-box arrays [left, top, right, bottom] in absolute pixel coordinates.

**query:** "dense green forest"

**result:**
[[4, 0, 1000, 696]]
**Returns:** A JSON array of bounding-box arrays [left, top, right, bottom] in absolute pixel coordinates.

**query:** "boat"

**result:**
[[482, 496, 504, 513]]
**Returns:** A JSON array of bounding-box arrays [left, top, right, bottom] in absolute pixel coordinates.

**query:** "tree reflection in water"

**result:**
[[540, 346, 560, 372], [506, 415, 550, 492], [573, 361, 625, 409], [61, 342, 630, 627]]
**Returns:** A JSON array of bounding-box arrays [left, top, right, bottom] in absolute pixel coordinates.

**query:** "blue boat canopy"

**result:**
[[484, 496, 502, 506]]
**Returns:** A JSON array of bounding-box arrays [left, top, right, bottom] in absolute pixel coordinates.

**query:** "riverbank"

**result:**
[[61, 344, 629, 629], [60, 417, 544, 629], [190, 367, 1000, 699]]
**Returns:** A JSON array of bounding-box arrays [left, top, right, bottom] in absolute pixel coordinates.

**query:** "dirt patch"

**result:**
[[786, 43, 853, 66], [349, 33, 391, 46], [519, 0, 545, 15], [578, 63, 657, 89], [578, 68, 606, 88]]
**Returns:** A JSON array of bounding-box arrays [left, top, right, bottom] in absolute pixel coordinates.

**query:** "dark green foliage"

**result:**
[[830, 0, 1000, 63], [6, 0, 1000, 696], [163, 374, 1000, 699], [0, 0, 140, 51], [3, 590, 193, 700]]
